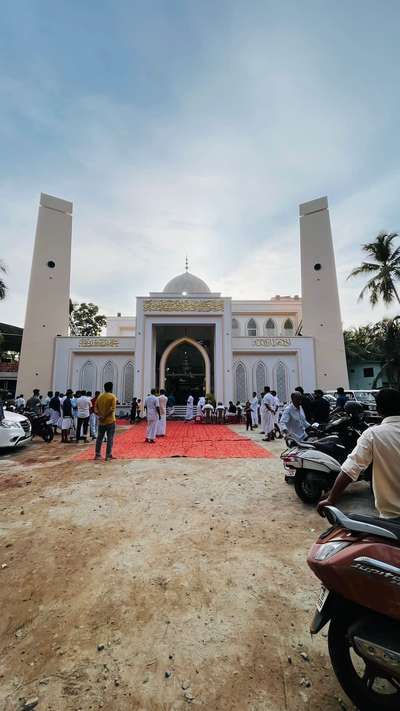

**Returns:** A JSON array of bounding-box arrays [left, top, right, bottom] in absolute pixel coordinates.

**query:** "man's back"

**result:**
[[342, 416, 400, 518], [96, 392, 117, 425], [145, 394, 158, 419]]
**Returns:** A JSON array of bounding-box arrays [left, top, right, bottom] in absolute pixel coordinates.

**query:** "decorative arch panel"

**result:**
[[235, 362, 247, 403], [123, 361, 135, 403], [102, 360, 117, 392], [80, 360, 97, 394]]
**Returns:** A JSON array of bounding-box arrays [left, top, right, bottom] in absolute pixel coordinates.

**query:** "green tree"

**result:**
[[343, 324, 378, 364], [69, 302, 107, 336], [0, 260, 7, 300], [348, 232, 400, 306], [371, 317, 400, 388]]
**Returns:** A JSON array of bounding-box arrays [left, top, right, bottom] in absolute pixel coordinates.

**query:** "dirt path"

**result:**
[[0, 431, 366, 710]]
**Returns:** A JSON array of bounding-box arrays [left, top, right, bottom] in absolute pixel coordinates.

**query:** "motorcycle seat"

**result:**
[[347, 513, 400, 541]]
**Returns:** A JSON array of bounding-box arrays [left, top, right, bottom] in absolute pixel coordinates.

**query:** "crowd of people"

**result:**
[[14, 383, 117, 460]]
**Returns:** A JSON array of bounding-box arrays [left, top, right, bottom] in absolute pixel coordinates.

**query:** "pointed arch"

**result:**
[[254, 361, 266, 395], [265, 318, 277, 336], [234, 361, 247, 402], [123, 361, 135, 403], [283, 318, 294, 336], [102, 360, 117, 391], [232, 317, 240, 335], [159, 337, 211, 393], [274, 361, 288, 403], [247, 318, 257, 337], [80, 360, 97, 393]]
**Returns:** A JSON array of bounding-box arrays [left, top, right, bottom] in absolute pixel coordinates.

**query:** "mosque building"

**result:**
[[16, 193, 348, 407]]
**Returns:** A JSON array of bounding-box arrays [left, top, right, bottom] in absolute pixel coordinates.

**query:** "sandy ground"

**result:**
[[0, 425, 374, 711]]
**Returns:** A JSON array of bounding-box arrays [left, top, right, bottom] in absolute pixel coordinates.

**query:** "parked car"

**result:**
[[326, 390, 380, 422], [0, 410, 32, 449]]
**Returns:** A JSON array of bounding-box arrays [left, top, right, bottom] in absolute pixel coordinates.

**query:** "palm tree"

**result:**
[[348, 232, 400, 306], [372, 316, 400, 387], [0, 260, 7, 300]]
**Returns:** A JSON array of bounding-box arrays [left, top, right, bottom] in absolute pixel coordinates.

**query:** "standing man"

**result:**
[[185, 393, 194, 421], [145, 389, 160, 443], [42, 391, 52, 418], [26, 389, 42, 414], [76, 389, 91, 443], [336, 386, 348, 411], [130, 397, 138, 424], [61, 390, 73, 443], [250, 392, 258, 429], [15, 394, 26, 413], [318, 389, 400, 519], [311, 389, 330, 424], [48, 391, 61, 434], [261, 386, 275, 441], [95, 381, 117, 461], [271, 390, 282, 438], [90, 390, 100, 439], [280, 392, 310, 441], [157, 389, 168, 437]]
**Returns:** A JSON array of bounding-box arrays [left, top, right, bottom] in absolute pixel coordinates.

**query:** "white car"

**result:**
[[0, 410, 32, 448]]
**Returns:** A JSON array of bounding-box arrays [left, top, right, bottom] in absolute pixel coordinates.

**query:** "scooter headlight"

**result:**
[[314, 541, 351, 561]]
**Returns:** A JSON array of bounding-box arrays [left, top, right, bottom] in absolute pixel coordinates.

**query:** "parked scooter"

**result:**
[[308, 505, 400, 710], [281, 402, 370, 504], [24, 411, 54, 442]]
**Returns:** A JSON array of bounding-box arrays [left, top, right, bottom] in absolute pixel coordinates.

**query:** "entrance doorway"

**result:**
[[164, 342, 205, 405]]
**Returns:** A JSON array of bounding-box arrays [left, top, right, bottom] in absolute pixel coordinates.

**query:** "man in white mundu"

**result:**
[[261, 386, 275, 441], [157, 389, 168, 436], [185, 394, 194, 421], [250, 392, 259, 428], [145, 389, 160, 443]]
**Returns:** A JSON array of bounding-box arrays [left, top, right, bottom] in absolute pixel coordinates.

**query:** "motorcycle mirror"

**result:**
[[312, 422, 319, 428]]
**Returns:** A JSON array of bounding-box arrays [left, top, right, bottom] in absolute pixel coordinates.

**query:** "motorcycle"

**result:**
[[281, 408, 370, 504], [308, 505, 400, 711], [24, 411, 54, 442]]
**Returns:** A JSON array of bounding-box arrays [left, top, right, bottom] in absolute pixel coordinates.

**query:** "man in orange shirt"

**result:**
[[94, 381, 117, 461]]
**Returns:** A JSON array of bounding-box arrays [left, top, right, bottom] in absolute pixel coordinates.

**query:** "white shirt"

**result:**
[[280, 404, 309, 440], [145, 394, 159, 420], [204, 403, 214, 412], [158, 394, 167, 416], [273, 395, 280, 412], [16, 397, 25, 408], [341, 416, 400, 519], [76, 395, 91, 418], [251, 396, 258, 412], [262, 392, 275, 412]]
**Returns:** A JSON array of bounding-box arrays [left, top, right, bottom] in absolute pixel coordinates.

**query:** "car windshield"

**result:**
[[354, 391, 376, 403]]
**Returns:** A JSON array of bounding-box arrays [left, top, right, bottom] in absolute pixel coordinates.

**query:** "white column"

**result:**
[[17, 193, 72, 397], [300, 196, 348, 389]]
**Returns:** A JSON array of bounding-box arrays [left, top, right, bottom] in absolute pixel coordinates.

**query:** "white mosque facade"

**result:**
[[16, 194, 349, 406]]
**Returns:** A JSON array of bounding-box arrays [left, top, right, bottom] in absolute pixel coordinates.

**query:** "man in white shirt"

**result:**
[[261, 386, 275, 441], [203, 400, 214, 424], [280, 392, 309, 441], [250, 392, 259, 428], [271, 390, 282, 438], [15, 394, 26, 413], [145, 389, 160, 443], [317, 389, 400, 519], [76, 389, 92, 443], [157, 389, 168, 436], [185, 394, 194, 421]]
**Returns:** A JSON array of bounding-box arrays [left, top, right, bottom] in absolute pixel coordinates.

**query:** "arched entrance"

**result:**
[[159, 337, 211, 404]]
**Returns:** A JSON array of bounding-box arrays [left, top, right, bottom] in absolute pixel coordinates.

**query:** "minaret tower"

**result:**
[[17, 193, 73, 396], [299, 196, 348, 389]]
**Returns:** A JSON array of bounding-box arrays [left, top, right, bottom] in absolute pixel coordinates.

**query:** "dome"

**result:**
[[163, 271, 211, 295]]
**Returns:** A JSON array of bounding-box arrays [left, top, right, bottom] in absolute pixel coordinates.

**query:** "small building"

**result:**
[[348, 361, 383, 390]]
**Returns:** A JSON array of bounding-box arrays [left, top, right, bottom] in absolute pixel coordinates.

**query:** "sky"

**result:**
[[1, 0, 400, 329]]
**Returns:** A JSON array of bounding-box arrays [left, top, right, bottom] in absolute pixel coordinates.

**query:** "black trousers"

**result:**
[[76, 416, 89, 441], [246, 413, 253, 430]]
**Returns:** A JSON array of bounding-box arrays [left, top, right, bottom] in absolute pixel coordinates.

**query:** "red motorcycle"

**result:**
[[307, 505, 400, 710]]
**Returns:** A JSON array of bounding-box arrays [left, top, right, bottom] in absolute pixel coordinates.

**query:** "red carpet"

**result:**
[[75, 421, 273, 460]]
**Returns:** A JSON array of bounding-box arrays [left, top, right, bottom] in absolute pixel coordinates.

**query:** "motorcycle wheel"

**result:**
[[328, 615, 400, 711], [42, 427, 54, 443], [294, 471, 324, 504]]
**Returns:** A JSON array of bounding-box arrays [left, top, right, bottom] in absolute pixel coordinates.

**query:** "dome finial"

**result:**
[[185, 255, 189, 272]]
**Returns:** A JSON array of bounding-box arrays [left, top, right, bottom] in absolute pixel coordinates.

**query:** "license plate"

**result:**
[[284, 467, 296, 477], [316, 585, 330, 613]]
